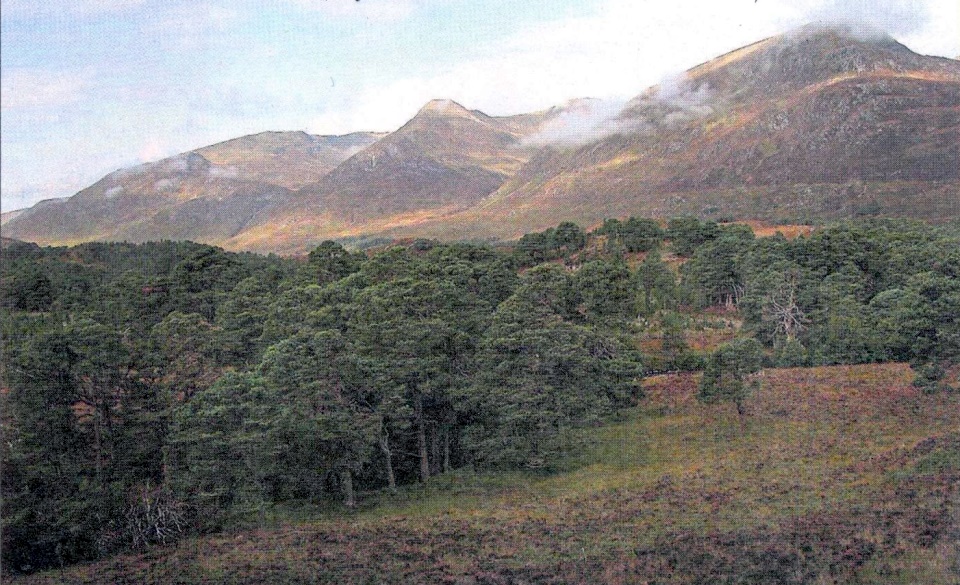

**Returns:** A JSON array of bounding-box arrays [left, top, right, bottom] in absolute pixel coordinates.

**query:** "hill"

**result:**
[[1, 209, 28, 226], [226, 100, 560, 252], [12, 363, 959, 584], [2, 131, 383, 246], [195, 131, 386, 190], [4, 25, 959, 253], [378, 25, 960, 242]]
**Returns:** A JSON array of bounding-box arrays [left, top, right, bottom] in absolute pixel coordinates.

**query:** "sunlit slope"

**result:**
[[229, 100, 559, 253], [3, 131, 382, 247], [195, 131, 386, 190], [379, 26, 960, 243], [6, 26, 959, 253]]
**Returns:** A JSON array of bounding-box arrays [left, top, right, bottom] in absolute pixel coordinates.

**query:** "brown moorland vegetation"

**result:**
[[11, 363, 958, 585]]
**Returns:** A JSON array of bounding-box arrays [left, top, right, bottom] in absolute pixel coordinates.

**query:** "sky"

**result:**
[[2, 0, 958, 211]]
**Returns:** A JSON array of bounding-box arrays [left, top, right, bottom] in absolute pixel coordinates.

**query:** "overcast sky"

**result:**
[[2, 0, 958, 211]]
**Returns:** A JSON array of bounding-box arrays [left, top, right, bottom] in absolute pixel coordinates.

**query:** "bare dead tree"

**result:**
[[124, 485, 185, 549], [762, 270, 809, 341]]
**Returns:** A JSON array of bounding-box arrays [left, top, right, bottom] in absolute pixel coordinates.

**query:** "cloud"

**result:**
[[803, 0, 932, 37], [521, 99, 627, 147], [305, 0, 789, 136], [154, 179, 176, 191], [520, 72, 719, 148], [1, 0, 145, 17], [284, 0, 421, 22], [208, 166, 239, 179], [0, 68, 94, 110]]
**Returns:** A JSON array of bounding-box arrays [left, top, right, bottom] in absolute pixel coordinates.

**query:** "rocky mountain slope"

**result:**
[[3, 131, 383, 246], [227, 100, 560, 251], [5, 25, 959, 252], [381, 25, 960, 242]]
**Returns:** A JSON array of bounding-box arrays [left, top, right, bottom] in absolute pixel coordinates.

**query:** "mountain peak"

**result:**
[[784, 21, 900, 48], [679, 20, 950, 106], [416, 99, 478, 119]]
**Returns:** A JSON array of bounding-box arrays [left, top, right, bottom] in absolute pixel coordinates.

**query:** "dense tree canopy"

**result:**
[[3, 218, 958, 573]]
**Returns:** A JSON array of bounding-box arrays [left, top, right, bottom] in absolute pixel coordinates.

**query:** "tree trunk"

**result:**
[[416, 393, 430, 482], [342, 469, 355, 508], [92, 398, 104, 484], [430, 423, 440, 476], [379, 423, 397, 492], [443, 425, 451, 474]]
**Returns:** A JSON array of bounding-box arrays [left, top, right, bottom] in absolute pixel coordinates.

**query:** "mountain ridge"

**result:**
[[5, 24, 959, 253]]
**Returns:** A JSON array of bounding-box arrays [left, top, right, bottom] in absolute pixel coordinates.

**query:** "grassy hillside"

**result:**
[[13, 363, 958, 584]]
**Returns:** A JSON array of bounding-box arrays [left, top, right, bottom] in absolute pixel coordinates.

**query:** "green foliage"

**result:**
[[774, 337, 809, 367], [2, 319, 164, 570], [596, 216, 665, 253], [215, 277, 276, 365], [0, 265, 53, 312], [636, 249, 678, 315], [514, 221, 587, 266], [151, 311, 223, 400], [304, 240, 362, 286], [167, 372, 282, 531], [698, 338, 764, 415], [667, 217, 720, 257], [575, 258, 635, 322], [460, 268, 643, 470], [259, 331, 378, 504], [551, 221, 587, 255], [681, 229, 752, 308], [4, 218, 960, 575], [658, 311, 702, 371]]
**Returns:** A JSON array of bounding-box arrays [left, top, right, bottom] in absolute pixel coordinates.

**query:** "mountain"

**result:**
[[1, 208, 29, 226], [3, 131, 383, 246], [226, 100, 560, 251], [6, 25, 960, 252], [195, 131, 384, 190], [388, 25, 960, 241]]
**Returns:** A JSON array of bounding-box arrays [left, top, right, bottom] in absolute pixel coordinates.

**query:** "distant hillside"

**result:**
[[228, 100, 561, 251], [1, 208, 27, 226], [6, 24, 959, 253], [381, 25, 960, 242], [195, 131, 386, 190], [3, 131, 383, 246]]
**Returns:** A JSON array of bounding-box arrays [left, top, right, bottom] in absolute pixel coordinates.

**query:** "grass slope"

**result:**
[[11, 363, 959, 584]]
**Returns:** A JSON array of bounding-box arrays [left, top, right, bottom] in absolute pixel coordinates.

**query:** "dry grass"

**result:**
[[11, 363, 959, 584]]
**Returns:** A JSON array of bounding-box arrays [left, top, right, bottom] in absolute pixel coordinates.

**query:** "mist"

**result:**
[[522, 71, 717, 148], [521, 98, 628, 147], [804, 0, 932, 39]]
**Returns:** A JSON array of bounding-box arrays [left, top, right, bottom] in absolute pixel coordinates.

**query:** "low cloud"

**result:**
[[803, 0, 931, 38], [522, 72, 716, 148], [208, 166, 239, 180], [625, 73, 716, 129], [521, 99, 627, 147], [154, 179, 176, 191]]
